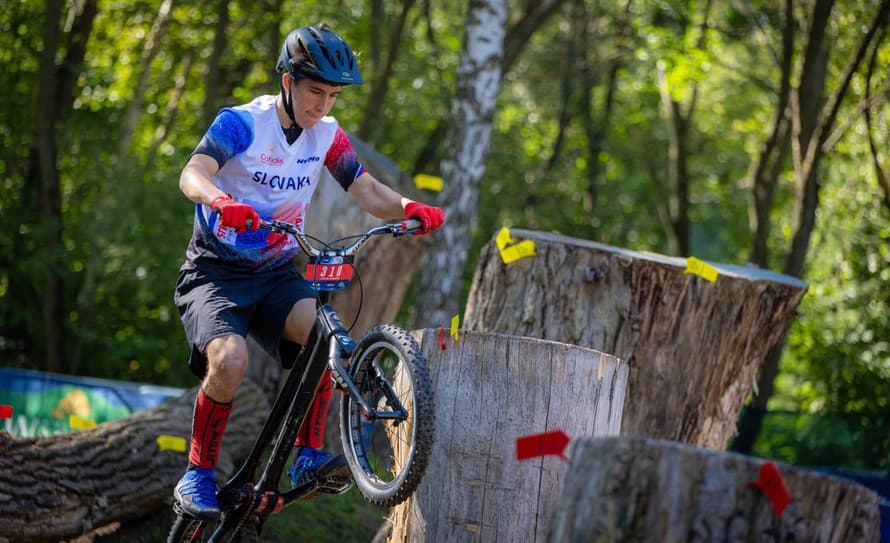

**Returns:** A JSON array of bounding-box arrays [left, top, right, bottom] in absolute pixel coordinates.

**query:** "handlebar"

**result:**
[[259, 219, 423, 257]]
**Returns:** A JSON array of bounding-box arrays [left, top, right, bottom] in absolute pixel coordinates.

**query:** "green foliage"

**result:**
[[762, 166, 890, 471]]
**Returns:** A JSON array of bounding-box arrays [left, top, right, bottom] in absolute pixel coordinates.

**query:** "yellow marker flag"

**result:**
[[69, 414, 96, 430], [684, 257, 719, 283], [414, 174, 443, 192], [496, 226, 512, 250], [496, 226, 536, 264], [451, 314, 460, 341], [157, 435, 187, 453], [501, 241, 536, 264]]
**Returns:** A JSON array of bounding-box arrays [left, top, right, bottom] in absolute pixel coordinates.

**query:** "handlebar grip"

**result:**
[[401, 218, 423, 232]]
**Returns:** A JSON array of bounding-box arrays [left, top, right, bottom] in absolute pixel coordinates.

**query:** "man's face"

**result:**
[[288, 76, 342, 129]]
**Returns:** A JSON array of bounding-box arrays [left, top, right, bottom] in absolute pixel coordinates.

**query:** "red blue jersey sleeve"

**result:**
[[325, 127, 365, 191]]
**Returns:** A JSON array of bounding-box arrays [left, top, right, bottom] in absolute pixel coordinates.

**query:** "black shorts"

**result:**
[[174, 261, 316, 378]]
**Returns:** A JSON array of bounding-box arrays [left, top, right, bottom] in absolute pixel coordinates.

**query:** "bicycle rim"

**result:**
[[340, 325, 434, 506]]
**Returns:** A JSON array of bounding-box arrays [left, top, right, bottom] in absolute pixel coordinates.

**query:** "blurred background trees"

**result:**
[[1, 0, 888, 472]]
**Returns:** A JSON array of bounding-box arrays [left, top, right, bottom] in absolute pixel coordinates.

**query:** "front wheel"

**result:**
[[340, 324, 435, 506]]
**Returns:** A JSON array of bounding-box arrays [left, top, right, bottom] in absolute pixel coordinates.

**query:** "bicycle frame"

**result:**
[[204, 221, 419, 540]]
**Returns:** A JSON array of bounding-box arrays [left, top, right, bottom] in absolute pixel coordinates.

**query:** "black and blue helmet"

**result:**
[[276, 24, 363, 86]]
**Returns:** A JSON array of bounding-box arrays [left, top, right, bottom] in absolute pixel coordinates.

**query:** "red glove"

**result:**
[[404, 202, 444, 235], [211, 194, 259, 234]]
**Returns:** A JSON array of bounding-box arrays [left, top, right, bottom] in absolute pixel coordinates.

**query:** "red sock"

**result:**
[[189, 388, 233, 469], [294, 370, 332, 449]]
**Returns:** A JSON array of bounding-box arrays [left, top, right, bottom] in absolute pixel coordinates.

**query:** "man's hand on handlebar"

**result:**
[[404, 202, 445, 235], [211, 194, 260, 233]]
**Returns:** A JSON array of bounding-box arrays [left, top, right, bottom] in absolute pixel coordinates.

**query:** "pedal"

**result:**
[[317, 476, 353, 495]]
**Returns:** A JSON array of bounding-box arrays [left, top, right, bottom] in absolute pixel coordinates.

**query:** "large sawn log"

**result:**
[[0, 381, 268, 542], [386, 330, 629, 542], [464, 230, 808, 449], [549, 436, 880, 542]]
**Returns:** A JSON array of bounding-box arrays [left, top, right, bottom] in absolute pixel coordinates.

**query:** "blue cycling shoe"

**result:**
[[173, 467, 220, 521], [289, 447, 351, 492]]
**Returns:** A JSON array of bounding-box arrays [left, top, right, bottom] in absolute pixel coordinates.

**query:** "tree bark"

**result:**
[[386, 330, 628, 543], [0, 381, 268, 543], [550, 436, 881, 543], [410, 0, 507, 329], [410, 0, 569, 176], [464, 229, 808, 449]]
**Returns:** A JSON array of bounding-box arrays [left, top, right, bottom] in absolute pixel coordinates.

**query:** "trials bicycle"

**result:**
[[167, 219, 436, 542]]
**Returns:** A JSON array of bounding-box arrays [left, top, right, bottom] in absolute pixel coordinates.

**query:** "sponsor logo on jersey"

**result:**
[[295, 156, 321, 165], [252, 171, 311, 190], [260, 153, 284, 166]]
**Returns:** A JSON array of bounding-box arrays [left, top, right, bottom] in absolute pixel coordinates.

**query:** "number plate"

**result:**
[[306, 255, 354, 291]]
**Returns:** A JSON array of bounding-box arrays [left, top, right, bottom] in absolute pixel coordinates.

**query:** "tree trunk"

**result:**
[[386, 330, 628, 542], [410, 0, 507, 329], [734, 0, 890, 453], [358, 0, 417, 145], [464, 229, 808, 449], [746, 0, 794, 268], [550, 436, 881, 543], [201, 0, 230, 127], [118, 0, 175, 155], [34, 1, 65, 374], [0, 381, 268, 542]]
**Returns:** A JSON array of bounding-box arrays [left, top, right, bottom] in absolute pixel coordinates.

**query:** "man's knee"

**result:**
[[283, 298, 317, 345], [205, 335, 249, 393]]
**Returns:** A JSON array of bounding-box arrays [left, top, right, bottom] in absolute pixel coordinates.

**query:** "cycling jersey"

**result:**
[[183, 94, 365, 271]]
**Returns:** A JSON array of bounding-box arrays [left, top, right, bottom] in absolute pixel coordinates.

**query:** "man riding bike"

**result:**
[[172, 23, 444, 521]]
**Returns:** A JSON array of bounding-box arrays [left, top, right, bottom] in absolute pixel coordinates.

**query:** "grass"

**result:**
[[260, 485, 389, 542]]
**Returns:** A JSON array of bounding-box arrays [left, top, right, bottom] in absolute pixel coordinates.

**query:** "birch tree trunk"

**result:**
[[550, 436, 881, 543], [386, 330, 628, 543], [464, 229, 808, 449], [410, 0, 507, 328], [0, 382, 268, 543]]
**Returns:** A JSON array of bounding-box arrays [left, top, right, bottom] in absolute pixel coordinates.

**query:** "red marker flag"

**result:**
[[0, 405, 12, 419], [516, 430, 571, 462], [747, 461, 792, 516], [437, 327, 447, 351]]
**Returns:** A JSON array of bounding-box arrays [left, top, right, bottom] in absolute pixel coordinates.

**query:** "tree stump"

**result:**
[[464, 230, 808, 449], [549, 436, 880, 543], [0, 381, 268, 543], [387, 330, 629, 542]]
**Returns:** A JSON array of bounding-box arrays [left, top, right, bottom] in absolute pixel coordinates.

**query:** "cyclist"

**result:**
[[172, 23, 444, 521]]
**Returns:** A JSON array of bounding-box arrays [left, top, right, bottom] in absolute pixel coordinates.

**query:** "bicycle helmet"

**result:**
[[276, 24, 363, 86]]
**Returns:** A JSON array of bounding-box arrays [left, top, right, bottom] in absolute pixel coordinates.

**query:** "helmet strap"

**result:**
[[280, 77, 303, 145]]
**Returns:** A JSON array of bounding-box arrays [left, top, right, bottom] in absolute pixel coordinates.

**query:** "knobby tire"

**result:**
[[340, 324, 435, 506]]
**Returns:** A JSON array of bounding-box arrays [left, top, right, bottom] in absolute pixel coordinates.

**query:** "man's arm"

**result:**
[[347, 172, 412, 220], [180, 154, 226, 206]]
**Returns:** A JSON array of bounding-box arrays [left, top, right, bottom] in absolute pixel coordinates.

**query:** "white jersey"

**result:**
[[184, 94, 353, 271]]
